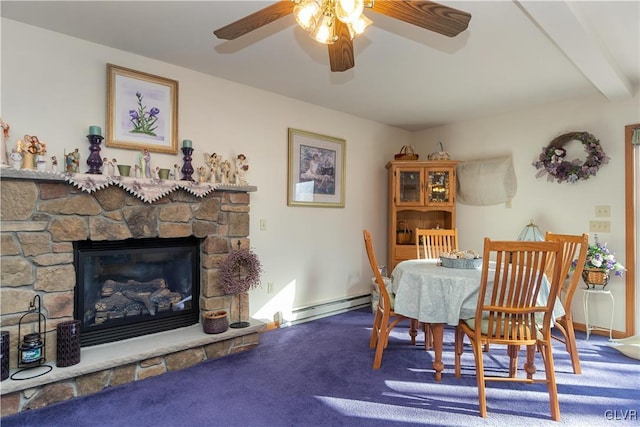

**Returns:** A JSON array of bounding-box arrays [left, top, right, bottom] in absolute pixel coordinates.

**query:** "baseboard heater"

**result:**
[[281, 293, 371, 327]]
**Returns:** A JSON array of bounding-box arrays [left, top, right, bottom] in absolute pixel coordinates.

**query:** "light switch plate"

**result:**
[[595, 205, 611, 217], [589, 220, 610, 233]]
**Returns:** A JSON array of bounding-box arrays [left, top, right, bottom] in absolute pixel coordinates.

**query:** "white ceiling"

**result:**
[[2, 1, 639, 131]]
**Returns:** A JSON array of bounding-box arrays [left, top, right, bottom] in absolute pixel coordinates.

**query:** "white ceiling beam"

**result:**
[[517, 0, 633, 100]]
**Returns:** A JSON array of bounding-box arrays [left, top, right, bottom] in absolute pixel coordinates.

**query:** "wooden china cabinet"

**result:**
[[386, 160, 459, 271]]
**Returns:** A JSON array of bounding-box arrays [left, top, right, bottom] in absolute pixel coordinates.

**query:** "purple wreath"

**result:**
[[532, 131, 609, 183], [219, 248, 263, 295]]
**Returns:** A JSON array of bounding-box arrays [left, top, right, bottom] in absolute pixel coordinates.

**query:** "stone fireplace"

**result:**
[[0, 172, 264, 416]]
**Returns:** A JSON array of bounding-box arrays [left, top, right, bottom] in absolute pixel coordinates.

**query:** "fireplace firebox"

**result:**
[[74, 237, 200, 346]]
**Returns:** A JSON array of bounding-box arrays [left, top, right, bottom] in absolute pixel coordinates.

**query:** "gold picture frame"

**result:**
[[106, 64, 179, 154], [287, 128, 346, 208]]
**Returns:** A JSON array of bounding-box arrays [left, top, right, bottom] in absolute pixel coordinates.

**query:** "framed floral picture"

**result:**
[[287, 128, 345, 208], [106, 64, 179, 154]]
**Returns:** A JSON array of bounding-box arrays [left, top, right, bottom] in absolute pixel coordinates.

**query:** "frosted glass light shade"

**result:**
[[517, 220, 544, 241], [335, 0, 364, 24], [294, 0, 322, 31], [347, 13, 372, 38], [310, 14, 336, 44]]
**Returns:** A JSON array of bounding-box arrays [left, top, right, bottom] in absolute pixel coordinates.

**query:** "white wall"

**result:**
[[412, 94, 640, 333], [4, 18, 638, 334], [1, 19, 412, 324]]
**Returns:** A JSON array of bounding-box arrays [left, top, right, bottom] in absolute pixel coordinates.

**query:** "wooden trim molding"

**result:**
[[624, 123, 638, 336]]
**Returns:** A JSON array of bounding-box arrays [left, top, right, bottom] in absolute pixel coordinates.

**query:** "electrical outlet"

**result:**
[[595, 205, 611, 217], [260, 219, 267, 231], [589, 220, 611, 233], [267, 282, 274, 294]]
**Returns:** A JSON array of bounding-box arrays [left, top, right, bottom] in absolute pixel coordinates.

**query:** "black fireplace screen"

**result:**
[[74, 237, 200, 346]]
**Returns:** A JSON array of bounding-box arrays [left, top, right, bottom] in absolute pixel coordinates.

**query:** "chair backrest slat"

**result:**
[[476, 239, 564, 342], [544, 232, 589, 315], [415, 228, 458, 259], [363, 230, 391, 312]]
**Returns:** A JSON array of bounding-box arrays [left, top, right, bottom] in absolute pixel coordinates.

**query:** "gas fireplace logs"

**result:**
[[93, 278, 183, 323]]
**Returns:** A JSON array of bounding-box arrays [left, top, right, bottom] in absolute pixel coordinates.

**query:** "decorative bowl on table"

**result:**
[[440, 250, 482, 269]]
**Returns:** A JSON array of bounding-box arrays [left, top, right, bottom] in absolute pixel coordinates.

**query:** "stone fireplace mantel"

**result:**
[[0, 170, 262, 416]]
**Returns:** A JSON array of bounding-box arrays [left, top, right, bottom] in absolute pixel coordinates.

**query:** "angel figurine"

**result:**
[[197, 165, 208, 182], [138, 149, 151, 178], [111, 159, 120, 176], [101, 157, 110, 176], [234, 154, 249, 185], [50, 156, 59, 172], [204, 152, 220, 183], [220, 160, 231, 185]]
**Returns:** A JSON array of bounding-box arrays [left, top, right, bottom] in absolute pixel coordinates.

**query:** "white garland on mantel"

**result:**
[[0, 168, 255, 204]]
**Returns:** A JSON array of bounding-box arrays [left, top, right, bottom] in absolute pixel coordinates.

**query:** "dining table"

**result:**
[[390, 259, 564, 381]]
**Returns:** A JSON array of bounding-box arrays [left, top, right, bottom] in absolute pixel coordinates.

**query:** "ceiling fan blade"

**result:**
[[328, 20, 355, 72], [371, 0, 471, 37], [213, 0, 295, 40]]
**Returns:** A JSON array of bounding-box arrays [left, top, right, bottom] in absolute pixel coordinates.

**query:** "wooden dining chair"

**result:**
[[415, 228, 458, 259], [454, 238, 565, 421], [544, 231, 589, 375], [363, 229, 420, 369]]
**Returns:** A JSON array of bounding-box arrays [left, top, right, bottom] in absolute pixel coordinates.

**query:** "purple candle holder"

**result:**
[[181, 147, 194, 181], [86, 134, 104, 174]]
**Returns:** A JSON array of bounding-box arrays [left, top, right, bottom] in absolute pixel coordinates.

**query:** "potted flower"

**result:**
[[573, 234, 625, 289]]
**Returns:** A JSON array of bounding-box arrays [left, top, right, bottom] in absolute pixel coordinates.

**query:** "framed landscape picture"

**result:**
[[287, 128, 345, 208], [106, 64, 179, 154]]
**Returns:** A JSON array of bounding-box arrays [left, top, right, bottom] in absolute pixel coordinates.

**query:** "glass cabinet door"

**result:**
[[426, 170, 452, 205], [397, 169, 423, 205]]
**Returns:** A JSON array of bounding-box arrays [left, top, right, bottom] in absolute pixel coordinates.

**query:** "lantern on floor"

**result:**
[[11, 295, 53, 380]]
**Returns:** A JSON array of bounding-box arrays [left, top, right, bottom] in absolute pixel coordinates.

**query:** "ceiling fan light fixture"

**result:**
[[294, 0, 322, 31], [347, 13, 372, 39], [335, 0, 364, 24], [310, 13, 336, 44]]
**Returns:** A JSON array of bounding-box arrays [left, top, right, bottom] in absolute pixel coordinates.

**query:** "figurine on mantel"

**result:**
[[65, 148, 80, 173], [101, 157, 110, 176], [220, 160, 231, 185], [204, 152, 220, 183], [138, 148, 151, 178], [51, 156, 58, 172], [197, 165, 208, 182], [111, 158, 120, 176], [133, 164, 141, 178], [9, 149, 22, 170], [234, 154, 249, 185], [0, 118, 10, 166]]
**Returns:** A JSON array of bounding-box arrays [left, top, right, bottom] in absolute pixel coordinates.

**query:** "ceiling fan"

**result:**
[[213, 0, 471, 72]]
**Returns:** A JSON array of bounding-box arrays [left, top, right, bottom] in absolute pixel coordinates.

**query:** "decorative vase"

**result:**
[[203, 311, 229, 334], [22, 152, 35, 170], [36, 155, 47, 172], [1, 331, 9, 381], [56, 319, 81, 367], [158, 168, 170, 180], [117, 164, 131, 177], [582, 268, 609, 289]]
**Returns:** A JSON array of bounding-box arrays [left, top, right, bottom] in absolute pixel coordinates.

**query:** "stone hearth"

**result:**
[[0, 171, 263, 416]]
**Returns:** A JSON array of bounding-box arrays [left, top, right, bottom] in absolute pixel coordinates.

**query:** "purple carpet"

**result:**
[[2, 308, 639, 426]]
